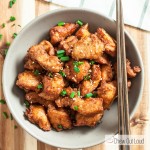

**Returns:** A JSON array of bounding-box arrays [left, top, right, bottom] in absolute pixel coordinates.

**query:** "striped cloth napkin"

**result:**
[[45, 0, 150, 32]]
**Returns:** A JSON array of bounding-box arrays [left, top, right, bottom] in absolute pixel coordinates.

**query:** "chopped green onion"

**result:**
[[58, 124, 63, 129], [73, 61, 83, 67], [0, 99, 6, 104], [74, 66, 80, 73], [76, 20, 83, 26], [60, 90, 67, 96], [85, 93, 93, 98], [57, 21, 65, 26], [10, 16, 16, 21], [59, 71, 66, 77], [37, 84, 43, 89], [12, 0, 16, 4], [84, 75, 91, 80], [12, 33, 17, 38], [60, 56, 70, 62], [2, 112, 9, 119], [14, 125, 17, 129], [77, 91, 80, 96], [2, 23, 5, 28], [9, 1, 13, 8], [48, 72, 53, 78], [4, 49, 8, 56], [74, 106, 79, 111], [57, 53, 65, 58], [6, 42, 11, 46], [10, 113, 13, 120], [34, 70, 40, 76], [90, 60, 95, 65], [0, 34, 2, 40], [70, 92, 75, 98], [24, 100, 30, 108], [57, 50, 65, 55]]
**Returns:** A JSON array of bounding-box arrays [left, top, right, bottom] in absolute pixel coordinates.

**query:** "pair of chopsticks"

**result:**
[[116, 0, 130, 150]]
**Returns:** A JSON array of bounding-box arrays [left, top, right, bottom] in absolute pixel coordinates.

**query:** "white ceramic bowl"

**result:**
[[3, 8, 144, 149]]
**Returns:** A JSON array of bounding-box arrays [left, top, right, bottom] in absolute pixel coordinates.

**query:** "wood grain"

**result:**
[[0, 1, 149, 150]]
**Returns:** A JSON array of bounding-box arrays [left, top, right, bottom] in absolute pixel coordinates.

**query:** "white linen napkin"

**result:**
[[45, 0, 150, 31]]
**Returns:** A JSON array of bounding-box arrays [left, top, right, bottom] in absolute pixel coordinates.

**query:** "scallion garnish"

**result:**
[[57, 50, 65, 55], [2, 112, 9, 119], [90, 60, 95, 65], [73, 61, 83, 66], [76, 20, 83, 26], [77, 91, 80, 96], [0, 99, 6, 104], [10, 16, 16, 21], [84, 75, 91, 80], [85, 93, 93, 98], [60, 56, 70, 62], [2, 23, 5, 28], [4, 49, 8, 56], [60, 90, 67, 96], [58, 124, 63, 129], [59, 71, 66, 77], [48, 72, 53, 78], [57, 21, 65, 26], [6, 42, 11, 46], [9, 1, 13, 8], [70, 92, 75, 98], [37, 84, 43, 89], [74, 66, 80, 73], [34, 70, 40, 76], [24, 100, 30, 108], [10, 113, 13, 120], [57, 53, 65, 58], [0, 34, 3, 40], [14, 125, 17, 129], [74, 106, 79, 111], [12, 33, 17, 38]]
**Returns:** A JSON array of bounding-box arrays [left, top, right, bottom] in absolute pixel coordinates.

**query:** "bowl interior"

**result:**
[[3, 8, 144, 149]]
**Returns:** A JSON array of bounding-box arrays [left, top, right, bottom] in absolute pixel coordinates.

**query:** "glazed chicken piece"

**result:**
[[25, 105, 51, 131], [94, 53, 110, 65], [71, 97, 103, 116], [64, 60, 90, 83], [80, 65, 101, 96], [39, 40, 55, 56], [25, 92, 53, 107], [47, 105, 72, 131], [97, 81, 117, 109], [16, 71, 42, 92], [96, 28, 116, 57], [58, 36, 78, 55], [126, 59, 141, 78], [50, 23, 79, 45], [28, 45, 62, 73], [55, 97, 73, 108], [39, 74, 65, 101], [74, 113, 103, 127], [101, 63, 113, 82], [75, 23, 90, 39], [72, 34, 104, 60]]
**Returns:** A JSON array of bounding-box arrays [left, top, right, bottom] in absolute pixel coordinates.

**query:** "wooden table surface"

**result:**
[[0, 0, 150, 150]]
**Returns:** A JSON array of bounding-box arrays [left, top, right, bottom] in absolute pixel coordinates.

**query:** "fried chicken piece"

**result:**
[[28, 45, 62, 72], [74, 113, 103, 127], [80, 65, 101, 96], [40, 40, 55, 56], [101, 64, 113, 82], [75, 24, 90, 39], [47, 105, 72, 131], [16, 71, 42, 92], [64, 60, 90, 83], [50, 23, 79, 45], [94, 53, 110, 65], [97, 81, 117, 109], [55, 97, 73, 108], [96, 28, 116, 57], [24, 58, 43, 71], [126, 59, 141, 78], [25, 105, 51, 131], [58, 36, 78, 55], [39, 74, 65, 101], [72, 34, 104, 60], [25, 92, 53, 107], [71, 97, 103, 116]]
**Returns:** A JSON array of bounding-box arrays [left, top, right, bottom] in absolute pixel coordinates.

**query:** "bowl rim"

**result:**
[[2, 7, 144, 149]]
